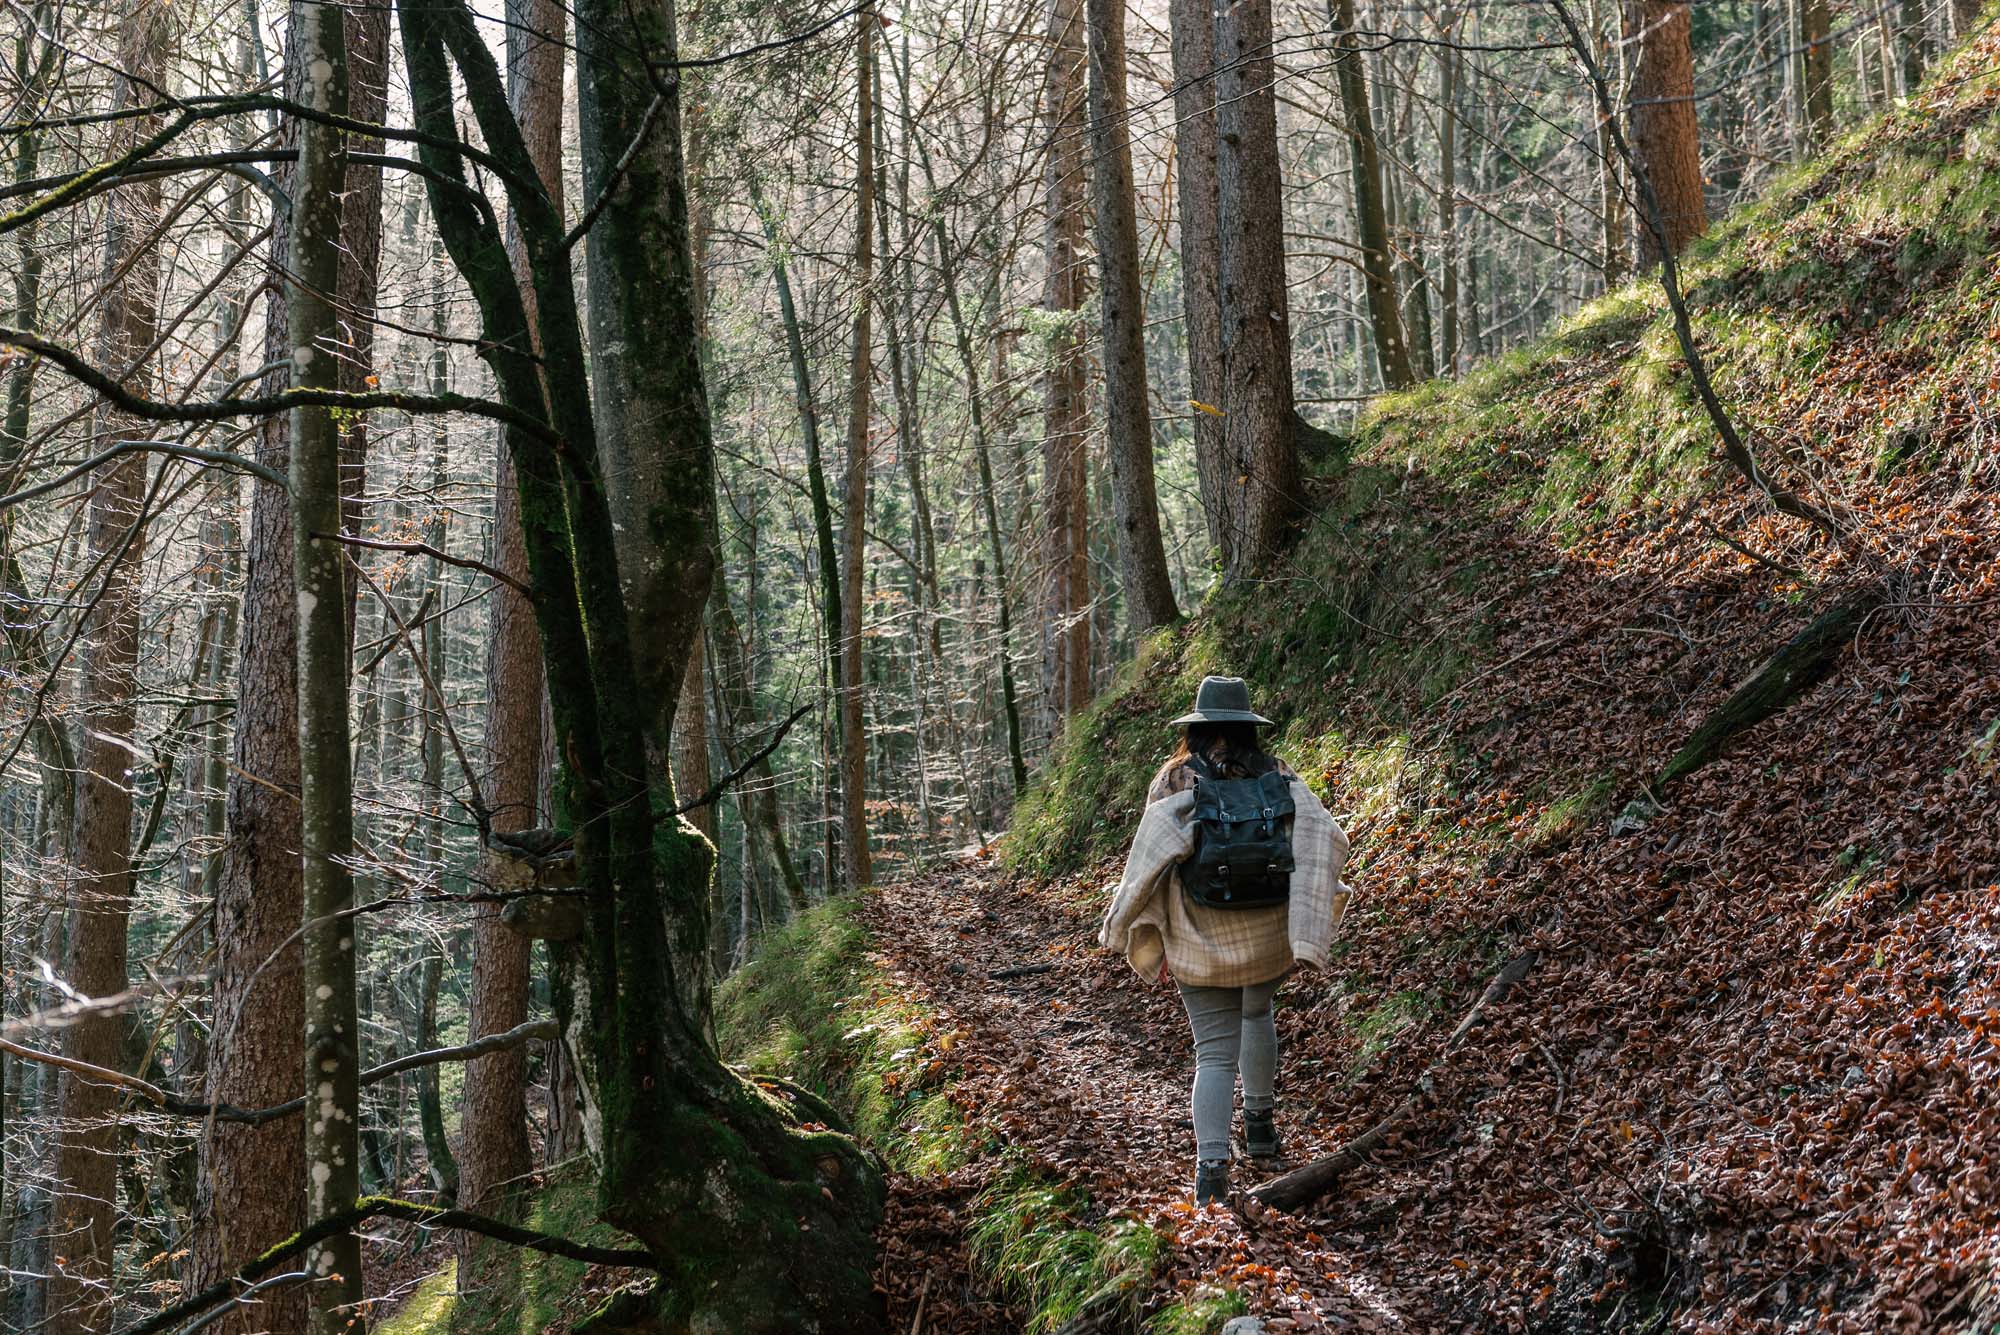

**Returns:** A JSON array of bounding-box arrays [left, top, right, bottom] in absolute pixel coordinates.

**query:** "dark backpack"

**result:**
[[1177, 753, 1295, 911]]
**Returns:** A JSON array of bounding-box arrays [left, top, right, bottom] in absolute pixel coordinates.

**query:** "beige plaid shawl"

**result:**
[[1097, 781, 1352, 988]]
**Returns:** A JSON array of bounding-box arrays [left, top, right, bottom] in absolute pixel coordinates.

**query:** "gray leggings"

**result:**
[[1177, 977, 1281, 1163]]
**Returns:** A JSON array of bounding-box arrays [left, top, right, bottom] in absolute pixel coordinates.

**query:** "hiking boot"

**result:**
[[1243, 1108, 1282, 1160], [1194, 1158, 1231, 1206]]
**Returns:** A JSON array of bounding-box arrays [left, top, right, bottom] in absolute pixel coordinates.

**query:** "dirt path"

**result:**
[[865, 861, 1424, 1333]]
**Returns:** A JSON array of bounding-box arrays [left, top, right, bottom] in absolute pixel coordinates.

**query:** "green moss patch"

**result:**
[[380, 1264, 458, 1335]]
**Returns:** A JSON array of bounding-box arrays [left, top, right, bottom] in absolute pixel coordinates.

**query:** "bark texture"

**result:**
[[1087, 0, 1179, 634], [1625, 0, 1709, 265], [459, 0, 560, 1260], [190, 8, 389, 1324], [577, 0, 719, 1010], [838, 20, 877, 892], [1167, 0, 1229, 566], [46, 6, 163, 1327], [285, 2, 364, 1325], [1042, 0, 1092, 722], [1212, 0, 1304, 577], [1800, 0, 1834, 148]]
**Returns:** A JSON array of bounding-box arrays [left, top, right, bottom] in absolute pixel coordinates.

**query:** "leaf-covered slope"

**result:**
[[1003, 21, 2000, 1334]]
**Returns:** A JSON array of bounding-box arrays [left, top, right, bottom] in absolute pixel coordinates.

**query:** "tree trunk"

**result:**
[[1212, 0, 1305, 577], [1167, 0, 1231, 564], [839, 17, 877, 890], [1329, 0, 1416, 389], [750, 184, 847, 891], [398, 0, 885, 1318], [284, 1, 364, 1326], [1800, 0, 1834, 148], [1437, 27, 1462, 369], [459, 0, 556, 1235], [578, 0, 718, 1009], [191, 6, 387, 1324], [1591, 0, 1629, 284], [46, 7, 163, 1328], [1625, 0, 1709, 265], [582, 0, 716, 781], [1898, 0, 1926, 93], [1086, 0, 1180, 635], [1042, 0, 1093, 723]]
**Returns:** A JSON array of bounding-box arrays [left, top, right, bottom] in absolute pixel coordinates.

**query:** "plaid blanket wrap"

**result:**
[[1098, 782, 1352, 988]]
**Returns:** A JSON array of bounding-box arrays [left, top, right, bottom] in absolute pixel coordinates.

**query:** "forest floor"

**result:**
[[864, 862, 1432, 1333], [847, 28, 2000, 1332], [392, 23, 2000, 1335]]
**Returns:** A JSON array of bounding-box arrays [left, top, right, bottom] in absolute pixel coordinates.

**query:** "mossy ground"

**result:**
[[428, 1160, 633, 1334], [715, 897, 1243, 1334], [379, 1263, 457, 1335]]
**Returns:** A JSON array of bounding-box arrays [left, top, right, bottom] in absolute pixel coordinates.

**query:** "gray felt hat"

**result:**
[[1170, 676, 1273, 727]]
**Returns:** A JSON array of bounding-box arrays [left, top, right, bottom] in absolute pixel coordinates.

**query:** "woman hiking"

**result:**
[[1098, 677, 1352, 1206]]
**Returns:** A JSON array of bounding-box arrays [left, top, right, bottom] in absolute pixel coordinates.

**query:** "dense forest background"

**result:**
[[0, 0, 1991, 1328]]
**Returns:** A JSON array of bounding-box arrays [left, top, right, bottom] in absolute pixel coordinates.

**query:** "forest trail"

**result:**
[[866, 864, 1420, 1333]]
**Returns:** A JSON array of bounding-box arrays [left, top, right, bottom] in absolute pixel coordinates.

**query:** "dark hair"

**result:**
[[1167, 721, 1276, 780]]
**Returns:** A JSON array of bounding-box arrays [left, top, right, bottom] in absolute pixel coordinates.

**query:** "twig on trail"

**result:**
[[1696, 515, 1806, 578], [908, 1271, 931, 1335], [1250, 950, 1539, 1211], [1538, 1039, 1567, 1122], [989, 962, 1057, 980]]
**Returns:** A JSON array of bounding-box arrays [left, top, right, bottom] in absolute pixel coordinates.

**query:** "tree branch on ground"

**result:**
[[112, 1194, 655, 1335]]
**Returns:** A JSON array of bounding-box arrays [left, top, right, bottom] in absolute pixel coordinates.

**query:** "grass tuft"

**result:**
[[1148, 1286, 1249, 1335], [966, 1163, 1163, 1333]]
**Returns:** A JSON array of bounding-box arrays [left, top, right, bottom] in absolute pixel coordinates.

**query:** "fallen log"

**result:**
[[1249, 950, 1538, 1212], [1653, 580, 1889, 790]]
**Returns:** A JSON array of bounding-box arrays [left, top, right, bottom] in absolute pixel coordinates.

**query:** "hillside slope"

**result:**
[[721, 25, 2000, 1335]]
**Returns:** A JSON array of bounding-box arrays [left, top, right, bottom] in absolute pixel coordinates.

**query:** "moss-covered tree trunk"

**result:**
[[397, 0, 884, 1325]]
